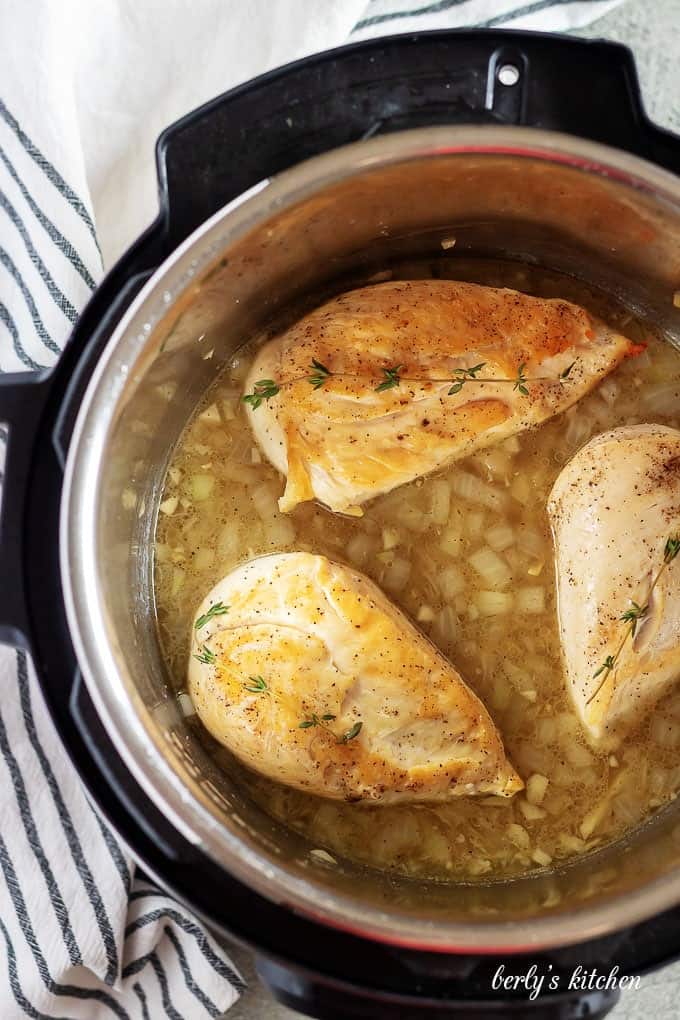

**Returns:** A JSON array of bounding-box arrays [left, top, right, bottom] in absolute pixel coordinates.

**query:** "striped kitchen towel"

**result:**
[[0, 0, 624, 1017]]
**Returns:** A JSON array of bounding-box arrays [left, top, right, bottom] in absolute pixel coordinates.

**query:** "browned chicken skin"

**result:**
[[245, 280, 637, 515]]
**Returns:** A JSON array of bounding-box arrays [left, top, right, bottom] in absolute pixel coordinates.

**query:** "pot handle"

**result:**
[[155, 31, 680, 248], [0, 371, 53, 649]]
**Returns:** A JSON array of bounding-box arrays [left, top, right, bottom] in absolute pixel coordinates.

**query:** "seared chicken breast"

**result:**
[[189, 552, 522, 803], [548, 425, 680, 750], [245, 280, 638, 515]]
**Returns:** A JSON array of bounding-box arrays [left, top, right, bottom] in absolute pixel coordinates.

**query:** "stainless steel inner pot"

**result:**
[[61, 126, 680, 953]]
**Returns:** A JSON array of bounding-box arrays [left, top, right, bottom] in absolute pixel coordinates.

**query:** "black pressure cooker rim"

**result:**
[[5, 28, 680, 1018]]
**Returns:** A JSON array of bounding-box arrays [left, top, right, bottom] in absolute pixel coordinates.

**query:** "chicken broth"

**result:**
[[155, 260, 680, 880]]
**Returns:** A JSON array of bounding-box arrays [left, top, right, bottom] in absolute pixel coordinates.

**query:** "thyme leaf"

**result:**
[[298, 713, 360, 743], [587, 532, 680, 705], [560, 361, 576, 380], [339, 721, 363, 744], [243, 379, 280, 409], [243, 675, 268, 694], [375, 365, 404, 392], [513, 363, 529, 396], [194, 644, 216, 666], [593, 655, 616, 680], [195, 601, 229, 630], [665, 536, 680, 563], [308, 359, 332, 389], [620, 601, 648, 638], [447, 362, 487, 395]]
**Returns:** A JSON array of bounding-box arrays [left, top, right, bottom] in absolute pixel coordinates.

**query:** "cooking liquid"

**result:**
[[155, 259, 680, 880]]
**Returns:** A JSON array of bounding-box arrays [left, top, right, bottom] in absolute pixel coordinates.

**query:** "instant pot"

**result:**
[[4, 31, 680, 1019]]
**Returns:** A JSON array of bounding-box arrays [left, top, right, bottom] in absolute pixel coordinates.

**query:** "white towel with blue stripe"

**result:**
[[0, 0, 623, 1016]]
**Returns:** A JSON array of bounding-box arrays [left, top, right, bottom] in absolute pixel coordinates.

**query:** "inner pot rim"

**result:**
[[60, 124, 680, 952]]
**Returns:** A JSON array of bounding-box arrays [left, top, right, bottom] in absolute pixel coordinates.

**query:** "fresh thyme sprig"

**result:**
[[339, 720, 363, 744], [194, 644, 216, 665], [299, 712, 336, 730], [620, 601, 648, 638], [375, 365, 404, 392], [587, 533, 680, 704], [513, 362, 529, 396], [243, 358, 575, 408], [447, 362, 486, 395], [195, 601, 229, 630], [243, 675, 269, 694], [308, 359, 332, 389], [243, 379, 280, 409], [298, 713, 363, 744]]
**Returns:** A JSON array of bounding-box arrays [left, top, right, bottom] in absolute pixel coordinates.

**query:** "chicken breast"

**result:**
[[245, 280, 638, 515], [548, 425, 680, 750], [189, 552, 522, 803]]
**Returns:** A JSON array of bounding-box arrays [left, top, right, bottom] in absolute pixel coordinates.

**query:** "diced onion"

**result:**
[[177, 692, 196, 717], [502, 436, 521, 455], [526, 774, 549, 806], [516, 586, 545, 614], [475, 590, 513, 616], [475, 447, 512, 482], [382, 527, 401, 550], [451, 471, 507, 511], [250, 483, 279, 521], [438, 565, 465, 601], [310, 848, 336, 864], [519, 799, 546, 822], [433, 606, 459, 643], [532, 848, 552, 867], [417, 605, 435, 622], [466, 511, 485, 537], [171, 567, 185, 595], [517, 528, 544, 559], [347, 533, 376, 566], [218, 521, 243, 559], [439, 524, 463, 557], [155, 381, 177, 402], [383, 557, 411, 592], [510, 474, 532, 505], [469, 547, 511, 589], [486, 523, 514, 552], [429, 480, 451, 525], [394, 503, 429, 533], [507, 823, 530, 849], [559, 834, 586, 853], [190, 474, 215, 502], [159, 495, 179, 515], [580, 801, 610, 840]]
